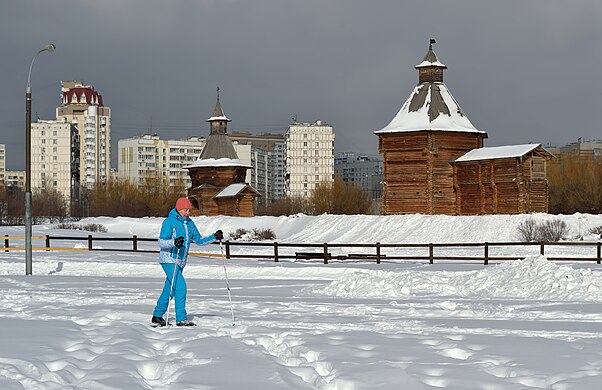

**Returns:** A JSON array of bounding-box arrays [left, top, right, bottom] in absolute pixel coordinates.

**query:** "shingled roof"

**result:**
[[184, 89, 250, 168], [207, 88, 231, 124]]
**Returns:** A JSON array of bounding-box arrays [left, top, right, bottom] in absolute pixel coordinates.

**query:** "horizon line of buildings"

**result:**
[[0, 81, 384, 215], [1, 78, 599, 215]]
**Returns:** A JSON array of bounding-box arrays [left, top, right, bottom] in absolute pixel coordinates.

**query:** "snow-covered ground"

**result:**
[[2, 213, 602, 389]]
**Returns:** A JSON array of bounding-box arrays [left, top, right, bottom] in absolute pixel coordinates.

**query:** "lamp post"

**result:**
[[25, 43, 55, 275]]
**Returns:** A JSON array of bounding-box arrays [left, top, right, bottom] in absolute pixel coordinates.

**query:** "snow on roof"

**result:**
[[415, 59, 447, 68], [454, 144, 545, 162], [183, 157, 251, 169], [374, 83, 485, 134], [207, 115, 231, 122], [214, 183, 248, 198]]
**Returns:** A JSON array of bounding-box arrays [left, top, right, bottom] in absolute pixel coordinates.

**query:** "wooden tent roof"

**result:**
[[375, 40, 486, 136]]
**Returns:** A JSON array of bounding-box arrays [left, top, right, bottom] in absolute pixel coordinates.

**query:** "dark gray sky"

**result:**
[[1, 1, 601, 170]]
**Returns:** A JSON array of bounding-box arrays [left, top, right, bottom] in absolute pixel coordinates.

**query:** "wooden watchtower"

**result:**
[[374, 40, 488, 215]]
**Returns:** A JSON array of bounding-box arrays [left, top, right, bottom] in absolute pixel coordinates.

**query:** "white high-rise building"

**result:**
[[118, 134, 251, 187], [30, 119, 80, 201], [56, 81, 111, 188], [285, 120, 335, 197], [118, 135, 204, 186]]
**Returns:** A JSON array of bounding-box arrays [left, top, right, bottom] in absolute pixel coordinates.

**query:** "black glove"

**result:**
[[214, 230, 224, 241], [174, 236, 185, 248]]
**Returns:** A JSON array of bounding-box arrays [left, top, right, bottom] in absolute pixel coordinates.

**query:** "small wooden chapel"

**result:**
[[184, 90, 259, 217]]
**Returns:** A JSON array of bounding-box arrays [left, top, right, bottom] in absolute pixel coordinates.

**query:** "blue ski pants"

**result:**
[[153, 263, 188, 322]]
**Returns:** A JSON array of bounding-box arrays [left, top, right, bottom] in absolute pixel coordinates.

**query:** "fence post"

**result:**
[[133, 235, 138, 252], [4, 235, 8, 252], [429, 243, 434, 264], [274, 241, 279, 262], [376, 242, 381, 264], [323, 242, 329, 264], [88, 234, 93, 251], [540, 242, 545, 256], [45, 235, 50, 251], [225, 240, 231, 259], [598, 242, 601, 265], [484, 242, 489, 265]]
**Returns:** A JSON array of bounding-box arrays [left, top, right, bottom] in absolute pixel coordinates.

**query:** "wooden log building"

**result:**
[[453, 144, 553, 214], [375, 40, 552, 215], [185, 90, 259, 217]]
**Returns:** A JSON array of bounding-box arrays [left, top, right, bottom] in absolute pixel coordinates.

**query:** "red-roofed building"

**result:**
[[56, 81, 111, 190]]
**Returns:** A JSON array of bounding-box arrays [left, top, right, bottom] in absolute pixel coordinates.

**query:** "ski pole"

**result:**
[[219, 240, 235, 326], [166, 245, 181, 326]]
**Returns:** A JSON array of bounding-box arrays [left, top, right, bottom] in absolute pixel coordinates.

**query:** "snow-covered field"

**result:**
[[2, 213, 602, 389]]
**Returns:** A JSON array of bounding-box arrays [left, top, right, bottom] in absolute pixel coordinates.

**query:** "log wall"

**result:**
[[379, 131, 485, 215], [187, 166, 257, 217], [454, 154, 549, 214]]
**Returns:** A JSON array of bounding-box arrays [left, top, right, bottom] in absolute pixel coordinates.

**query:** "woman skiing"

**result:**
[[151, 197, 223, 327]]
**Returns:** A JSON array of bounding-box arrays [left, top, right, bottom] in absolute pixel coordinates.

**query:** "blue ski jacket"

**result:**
[[158, 208, 216, 267]]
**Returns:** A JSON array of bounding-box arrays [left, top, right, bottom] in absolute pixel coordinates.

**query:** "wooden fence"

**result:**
[[3, 234, 602, 265]]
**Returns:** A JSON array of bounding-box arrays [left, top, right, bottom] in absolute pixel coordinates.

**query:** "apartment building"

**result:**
[[118, 135, 204, 186], [559, 138, 602, 158], [229, 132, 286, 204], [118, 134, 252, 187], [5, 171, 25, 188], [56, 81, 111, 188], [285, 120, 334, 197], [334, 152, 383, 198], [30, 119, 80, 201]]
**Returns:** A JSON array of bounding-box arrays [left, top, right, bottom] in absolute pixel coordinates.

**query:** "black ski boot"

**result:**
[[151, 316, 166, 327], [176, 319, 196, 326]]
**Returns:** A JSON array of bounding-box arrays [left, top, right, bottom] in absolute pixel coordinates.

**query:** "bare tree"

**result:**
[[32, 187, 68, 223]]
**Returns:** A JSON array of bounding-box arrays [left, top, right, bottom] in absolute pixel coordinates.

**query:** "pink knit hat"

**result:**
[[175, 197, 192, 211]]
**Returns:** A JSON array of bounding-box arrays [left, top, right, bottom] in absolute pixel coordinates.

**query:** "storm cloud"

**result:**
[[1, 1, 601, 169]]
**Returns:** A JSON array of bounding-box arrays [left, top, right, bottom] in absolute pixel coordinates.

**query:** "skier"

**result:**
[[151, 197, 224, 327]]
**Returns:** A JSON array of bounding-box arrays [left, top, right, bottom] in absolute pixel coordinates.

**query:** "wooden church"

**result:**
[[185, 90, 259, 217], [375, 40, 553, 215]]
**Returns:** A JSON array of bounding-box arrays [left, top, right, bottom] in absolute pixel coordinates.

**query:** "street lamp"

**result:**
[[25, 43, 55, 275]]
